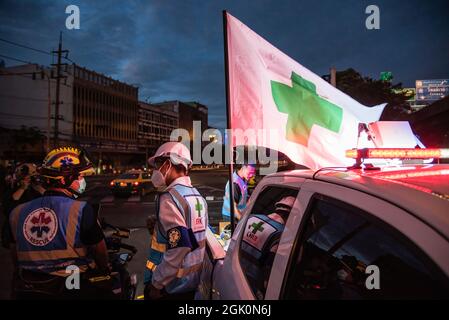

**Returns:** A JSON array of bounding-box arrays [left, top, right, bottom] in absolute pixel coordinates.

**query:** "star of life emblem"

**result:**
[[23, 208, 58, 246]]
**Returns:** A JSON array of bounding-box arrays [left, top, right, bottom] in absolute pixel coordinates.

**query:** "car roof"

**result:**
[[267, 164, 449, 240]]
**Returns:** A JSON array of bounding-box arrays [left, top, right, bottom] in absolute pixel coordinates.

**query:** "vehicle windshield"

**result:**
[[118, 173, 139, 179]]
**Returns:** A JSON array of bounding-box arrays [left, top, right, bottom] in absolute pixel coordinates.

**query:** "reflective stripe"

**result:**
[[146, 260, 203, 278], [17, 247, 87, 261], [168, 188, 191, 226], [150, 232, 166, 252]]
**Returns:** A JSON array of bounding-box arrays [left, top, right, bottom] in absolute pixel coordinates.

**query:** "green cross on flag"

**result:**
[[271, 72, 343, 146]]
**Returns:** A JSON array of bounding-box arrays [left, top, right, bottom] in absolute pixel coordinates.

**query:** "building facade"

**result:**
[[138, 102, 178, 156], [154, 101, 208, 141], [72, 65, 141, 170], [1, 64, 211, 170]]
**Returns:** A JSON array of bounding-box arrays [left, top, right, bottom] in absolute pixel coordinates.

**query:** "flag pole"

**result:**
[[222, 10, 236, 235]]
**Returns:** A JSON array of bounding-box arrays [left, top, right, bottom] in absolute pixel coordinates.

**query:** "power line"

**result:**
[[0, 53, 35, 65], [0, 37, 52, 56]]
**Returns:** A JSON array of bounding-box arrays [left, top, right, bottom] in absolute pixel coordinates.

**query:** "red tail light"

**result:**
[[133, 181, 139, 186]]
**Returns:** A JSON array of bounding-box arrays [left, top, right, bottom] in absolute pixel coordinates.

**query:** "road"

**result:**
[[0, 168, 229, 299]]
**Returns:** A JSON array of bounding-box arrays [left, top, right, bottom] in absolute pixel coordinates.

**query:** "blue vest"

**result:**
[[222, 172, 248, 219], [240, 214, 284, 292], [144, 184, 208, 294], [9, 196, 95, 276]]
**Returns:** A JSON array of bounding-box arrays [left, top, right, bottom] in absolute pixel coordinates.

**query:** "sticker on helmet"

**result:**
[[23, 208, 58, 246]]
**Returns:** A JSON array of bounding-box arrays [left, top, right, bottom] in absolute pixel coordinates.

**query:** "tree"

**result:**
[[335, 68, 410, 120], [4, 126, 45, 161]]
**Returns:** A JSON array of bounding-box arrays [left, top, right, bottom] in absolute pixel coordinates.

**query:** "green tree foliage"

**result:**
[[335, 68, 410, 120]]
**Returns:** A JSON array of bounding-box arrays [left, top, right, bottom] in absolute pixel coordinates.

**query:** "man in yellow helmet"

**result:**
[[9, 147, 110, 299]]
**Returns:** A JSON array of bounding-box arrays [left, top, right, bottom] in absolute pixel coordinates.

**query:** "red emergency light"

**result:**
[[346, 148, 449, 160]]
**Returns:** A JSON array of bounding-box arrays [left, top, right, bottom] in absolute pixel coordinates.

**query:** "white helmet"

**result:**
[[148, 142, 192, 170], [274, 196, 296, 211]]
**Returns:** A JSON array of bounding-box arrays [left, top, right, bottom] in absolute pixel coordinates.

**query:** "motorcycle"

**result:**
[[102, 219, 138, 300]]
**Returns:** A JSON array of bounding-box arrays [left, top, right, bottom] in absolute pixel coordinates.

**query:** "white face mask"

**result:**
[[70, 177, 86, 196], [151, 162, 171, 190]]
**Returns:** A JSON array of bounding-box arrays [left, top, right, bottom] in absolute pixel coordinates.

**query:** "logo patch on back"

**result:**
[[187, 196, 206, 232], [23, 208, 58, 246], [243, 216, 276, 251]]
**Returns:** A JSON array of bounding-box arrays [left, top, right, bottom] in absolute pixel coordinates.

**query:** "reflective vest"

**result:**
[[240, 214, 284, 292], [9, 196, 95, 277], [222, 172, 248, 218], [144, 184, 208, 294]]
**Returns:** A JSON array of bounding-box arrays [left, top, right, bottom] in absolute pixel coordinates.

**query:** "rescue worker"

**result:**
[[221, 163, 256, 222], [8, 147, 110, 299], [240, 196, 296, 299], [144, 142, 208, 300]]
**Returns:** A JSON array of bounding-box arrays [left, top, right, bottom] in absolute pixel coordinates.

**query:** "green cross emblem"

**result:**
[[271, 72, 343, 146], [195, 198, 203, 218], [250, 221, 265, 234]]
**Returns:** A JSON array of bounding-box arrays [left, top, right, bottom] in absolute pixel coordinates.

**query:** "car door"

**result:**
[[266, 179, 449, 299], [211, 174, 306, 300]]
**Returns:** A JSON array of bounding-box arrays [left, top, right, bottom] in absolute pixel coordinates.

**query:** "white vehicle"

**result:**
[[199, 149, 449, 300]]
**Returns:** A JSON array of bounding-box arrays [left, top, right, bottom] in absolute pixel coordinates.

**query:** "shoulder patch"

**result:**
[[168, 228, 181, 248]]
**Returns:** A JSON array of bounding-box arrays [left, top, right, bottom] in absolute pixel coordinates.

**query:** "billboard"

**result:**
[[415, 79, 449, 102]]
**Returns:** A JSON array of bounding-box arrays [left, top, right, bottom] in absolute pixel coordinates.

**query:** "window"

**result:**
[[283, 195, 449, 300], [239, 186, 299, 300]]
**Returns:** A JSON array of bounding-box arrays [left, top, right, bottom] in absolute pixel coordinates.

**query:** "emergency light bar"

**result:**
[[346, 148, 449, 160]]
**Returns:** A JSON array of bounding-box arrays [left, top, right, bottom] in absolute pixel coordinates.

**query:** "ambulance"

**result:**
[[198, 122, 449, 300]]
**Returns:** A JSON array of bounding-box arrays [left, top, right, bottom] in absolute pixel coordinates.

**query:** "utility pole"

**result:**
[[51, 32, 68, 148], [330, 66, 337, 87]]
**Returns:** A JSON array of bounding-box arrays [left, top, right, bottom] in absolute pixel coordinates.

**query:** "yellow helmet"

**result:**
[[40, 146, 94, 180]]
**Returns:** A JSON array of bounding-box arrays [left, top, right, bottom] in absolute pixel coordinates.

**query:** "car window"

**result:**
[[118, 173, 139, 179], [239, 186, 299, 300], [283, 195, 449, 299]]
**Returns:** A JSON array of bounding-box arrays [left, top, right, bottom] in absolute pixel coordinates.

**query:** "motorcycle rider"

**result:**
[[143, 142, 208, 300], [8, 147, 110, 299]]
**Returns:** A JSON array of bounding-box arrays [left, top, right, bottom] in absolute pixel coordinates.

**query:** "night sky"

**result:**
[[1, 0, 448, 129]]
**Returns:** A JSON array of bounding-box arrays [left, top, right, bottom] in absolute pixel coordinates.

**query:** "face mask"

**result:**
[[151, 162, 171, 190], [70, 177, 86, 196]]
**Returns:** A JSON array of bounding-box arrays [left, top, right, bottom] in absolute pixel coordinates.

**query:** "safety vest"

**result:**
[[144, 184, 208, 294], [222, 172, 248, 219], [240, 214, 284, 295], [9, 195, 95, 277]]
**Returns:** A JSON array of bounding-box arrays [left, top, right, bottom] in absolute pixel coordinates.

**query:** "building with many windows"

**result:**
[[138, 101, 178, 156], [72, 65, 140, 171]]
